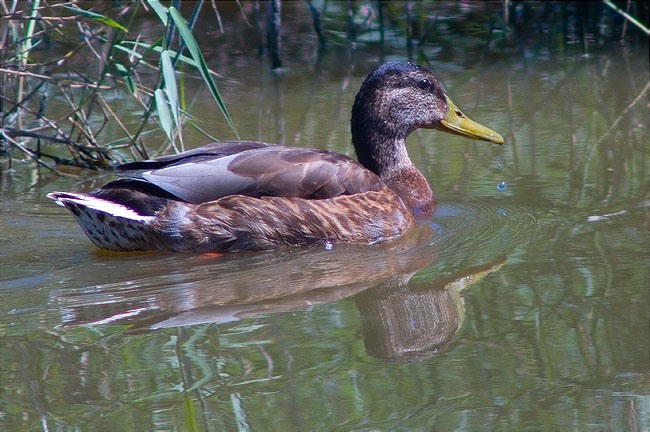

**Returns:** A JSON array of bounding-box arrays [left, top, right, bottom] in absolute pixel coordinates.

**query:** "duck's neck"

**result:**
[[383, 163, 434, 218], [351, 100, 407, 173], [353, 132, 411, 176], [352, 130, 434, 217]]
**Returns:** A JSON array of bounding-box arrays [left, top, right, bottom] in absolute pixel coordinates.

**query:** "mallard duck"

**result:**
[[48, 62, 503, 252]]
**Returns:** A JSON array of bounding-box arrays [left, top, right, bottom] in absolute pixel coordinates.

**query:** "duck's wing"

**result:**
[[106, 142, 383, 204], [116, 141, 272, 170]]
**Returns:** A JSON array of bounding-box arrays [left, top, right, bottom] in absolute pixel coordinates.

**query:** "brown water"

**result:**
[[2, 7, 649, 431]]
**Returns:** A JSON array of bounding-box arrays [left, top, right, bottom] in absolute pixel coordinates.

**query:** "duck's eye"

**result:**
[[417, 78, 430, 90]]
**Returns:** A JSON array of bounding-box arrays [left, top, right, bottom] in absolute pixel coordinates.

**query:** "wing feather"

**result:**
[[105, 142, 383, 204]]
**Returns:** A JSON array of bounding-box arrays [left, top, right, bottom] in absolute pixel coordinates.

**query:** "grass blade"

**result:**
[[161, 50, 183, 150], [62, 5, 128, 32], [116, 42, 199, 68], [161, 50, 180, 129], [114, 62, 136, 94], [168, 6, 238, 137], [154, 88, 173, 144], [146, 0, 169, 26]]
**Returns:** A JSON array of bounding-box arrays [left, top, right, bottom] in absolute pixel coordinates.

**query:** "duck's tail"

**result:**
[[47, 192, 158, 251]]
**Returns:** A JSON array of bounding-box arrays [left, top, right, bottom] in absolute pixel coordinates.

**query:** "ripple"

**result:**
[[39, 200, 549, 329], [427, 199, 553, 268]]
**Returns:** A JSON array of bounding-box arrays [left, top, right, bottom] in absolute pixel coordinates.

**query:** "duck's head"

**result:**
[[351, 61, 503, 177]]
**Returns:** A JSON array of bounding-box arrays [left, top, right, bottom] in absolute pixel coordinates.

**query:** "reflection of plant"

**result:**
[[0, 1, 236, 172]]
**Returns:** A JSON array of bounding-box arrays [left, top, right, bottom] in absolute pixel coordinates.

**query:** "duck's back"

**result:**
[[107, 141, 385, 204]]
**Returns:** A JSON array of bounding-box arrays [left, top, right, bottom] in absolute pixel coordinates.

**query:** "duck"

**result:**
[[48, 61, 503, 252]]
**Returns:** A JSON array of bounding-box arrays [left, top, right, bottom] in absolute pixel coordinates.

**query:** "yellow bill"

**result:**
[[437, 95, 504, 145]]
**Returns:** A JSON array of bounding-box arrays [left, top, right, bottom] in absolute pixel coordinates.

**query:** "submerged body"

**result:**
[[49, 62, 503, 252]]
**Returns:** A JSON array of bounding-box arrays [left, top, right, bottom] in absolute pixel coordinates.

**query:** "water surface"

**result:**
[[1, 7, 649, 431]]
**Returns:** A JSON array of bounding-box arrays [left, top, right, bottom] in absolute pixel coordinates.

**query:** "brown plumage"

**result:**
[[48, 62, 503, 252]]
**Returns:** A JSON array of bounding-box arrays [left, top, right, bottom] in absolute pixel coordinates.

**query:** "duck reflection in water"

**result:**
[[53, 226, 504, 362], [355, 259, 504, 362]]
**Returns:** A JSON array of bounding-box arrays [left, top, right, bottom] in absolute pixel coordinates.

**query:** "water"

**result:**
[[1, 6, 649, 431]]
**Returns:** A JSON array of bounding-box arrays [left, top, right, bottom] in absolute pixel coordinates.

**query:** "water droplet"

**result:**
[[496, 181, 507, 191], [324, 240, 333, 251], [495, 156, 503, 169]]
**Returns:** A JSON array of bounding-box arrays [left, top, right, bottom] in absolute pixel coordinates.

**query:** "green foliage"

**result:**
[[0, 0, 237, 170], [168, 6, 238, 138], [61, 5, 129, 32]]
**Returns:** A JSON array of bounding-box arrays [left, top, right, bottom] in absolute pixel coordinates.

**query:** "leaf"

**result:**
[[154, 88, 173, 142], [146, 0, 169, 26], [113, 43, 144, 62], [115, 42, 198, 69], [62, 5, 128, 32], [160, 50, 180, 129], [113, 62, 136, 94], [186, 119, 219, 142], [168, 7, 238, 138], [161, 50, 183, 151]]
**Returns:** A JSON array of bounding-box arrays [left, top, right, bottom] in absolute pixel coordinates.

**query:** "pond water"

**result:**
[[1, 4, 649, 431]]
